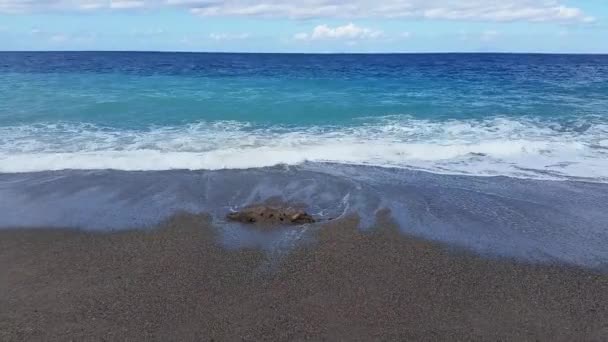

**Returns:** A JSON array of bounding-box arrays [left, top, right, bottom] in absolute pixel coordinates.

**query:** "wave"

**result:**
[[0, 116, 607, 181]]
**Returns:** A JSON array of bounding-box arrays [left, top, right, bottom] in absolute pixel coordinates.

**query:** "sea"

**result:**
[[1, 52, 607, 268]]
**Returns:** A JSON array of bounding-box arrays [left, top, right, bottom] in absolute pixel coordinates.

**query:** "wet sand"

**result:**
[[1, 213, 607, 341]]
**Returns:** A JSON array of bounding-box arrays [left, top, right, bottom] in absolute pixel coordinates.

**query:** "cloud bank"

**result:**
[[209, 32, 251, 41], [295, 23, 383, 41], [0, 0, 596, 23]]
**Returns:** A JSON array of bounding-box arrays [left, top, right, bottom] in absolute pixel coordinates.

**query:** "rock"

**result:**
[[226, 205, 316, 225], [290, 212, 316, 224]]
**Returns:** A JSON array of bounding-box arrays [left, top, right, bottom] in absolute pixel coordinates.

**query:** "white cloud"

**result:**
[[0, 0, 596, 23], [109, 1, 145, 9], [422, 3, 593, 22], [209, 32, 251, 40], [0, 0, 146, 12], [295, 23, 383, 41]]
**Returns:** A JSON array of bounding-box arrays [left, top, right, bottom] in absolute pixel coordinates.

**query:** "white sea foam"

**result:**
[[0, 117, 607, 181]]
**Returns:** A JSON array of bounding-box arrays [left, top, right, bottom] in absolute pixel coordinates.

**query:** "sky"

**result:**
[[0, 0, 607, 53]]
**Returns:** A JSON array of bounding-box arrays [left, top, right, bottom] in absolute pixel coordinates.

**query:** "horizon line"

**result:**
[[1, 50, 608, 56]]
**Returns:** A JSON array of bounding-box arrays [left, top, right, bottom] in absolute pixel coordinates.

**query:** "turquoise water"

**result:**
[[1, 52, 607, 179]]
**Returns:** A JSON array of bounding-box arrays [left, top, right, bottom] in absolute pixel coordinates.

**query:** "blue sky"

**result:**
[[0, 1, 607, 53]]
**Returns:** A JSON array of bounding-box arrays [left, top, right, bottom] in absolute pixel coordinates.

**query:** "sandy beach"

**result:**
[[2, 212, 607, 341]]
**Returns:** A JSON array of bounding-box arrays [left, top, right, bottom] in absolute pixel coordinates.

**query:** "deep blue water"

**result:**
[[1, 52, 607, 127]]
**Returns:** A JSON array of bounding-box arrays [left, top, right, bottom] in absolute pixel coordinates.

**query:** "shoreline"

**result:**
[[2, 166, 608, 269], [2, 212, 607, 340]]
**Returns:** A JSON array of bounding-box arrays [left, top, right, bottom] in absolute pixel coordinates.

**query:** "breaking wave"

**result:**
[[0, 116, 607, 181]]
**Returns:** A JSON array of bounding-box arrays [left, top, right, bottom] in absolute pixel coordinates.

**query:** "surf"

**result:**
[[0, 116, 606, 182]]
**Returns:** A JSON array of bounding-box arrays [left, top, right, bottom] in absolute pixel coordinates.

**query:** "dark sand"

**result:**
[[2, 213, 607, 341]]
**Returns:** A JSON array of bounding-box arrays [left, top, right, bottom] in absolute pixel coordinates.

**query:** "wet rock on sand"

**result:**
[[227, 206, 316, 225]]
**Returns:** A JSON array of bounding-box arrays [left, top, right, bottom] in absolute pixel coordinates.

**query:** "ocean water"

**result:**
[[1, 52, 608, 180], [1, 52, 607, 268]]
